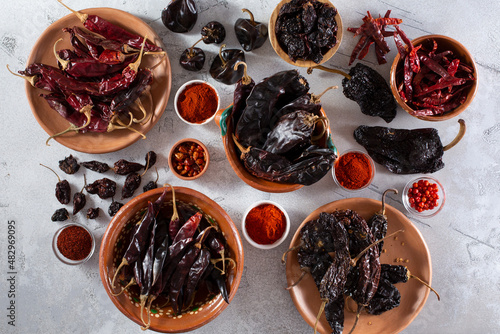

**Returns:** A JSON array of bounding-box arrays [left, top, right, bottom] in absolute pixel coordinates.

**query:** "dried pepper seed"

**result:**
[[40, 163, 71, 205], [52, 208, 70, 222], [113, 159, 144, 175], [81, 160, 110, 173], [108, 200, 124, 216], [59, 155, 80, 174], [87, 207, 100, 219], [85, 178, 116, 199]]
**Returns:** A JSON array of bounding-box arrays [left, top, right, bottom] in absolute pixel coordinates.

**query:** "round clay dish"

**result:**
[[285, 198, 432, 334], [168, 138, 210, 180], [25, 8, 172, 153]]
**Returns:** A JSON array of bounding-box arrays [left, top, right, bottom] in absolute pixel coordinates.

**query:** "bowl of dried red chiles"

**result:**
[[99, 185, 244, 332], [390, 34, 477, 121]]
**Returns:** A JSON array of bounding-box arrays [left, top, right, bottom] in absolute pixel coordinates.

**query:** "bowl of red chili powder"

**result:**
[[333, 150, 375, 191], [174, 80, 220, 125], [242, 200, 290, 249], [52, 223, 95, 265]]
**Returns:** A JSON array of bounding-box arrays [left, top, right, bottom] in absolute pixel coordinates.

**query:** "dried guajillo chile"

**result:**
[[308, 62, 397, 122], [210, 44, 246, 85], [57, 0, 162, 52], [234, 8, 268, 51], [367, 189, 398, 252], [354, 119, 466, 174], [162, 0, 198, 33], [40, 163, 71, 205], [235, 69, 309, 148], [201, 21, 226, 44], [179, 38, 206, 72]]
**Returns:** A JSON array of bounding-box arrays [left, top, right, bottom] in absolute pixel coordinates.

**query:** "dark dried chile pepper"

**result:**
[[234, 8, 268, 51], [72, 177, 87, 215], [122, 172, 141, 199], [354, 119, 466, 174], [201, 21, 226, 44], [138, 215, 158, 328], [81, 160, 110, 173], [51, 208, 69, 222], [367, 189, 397, 252], [109, 68, 153, 113], [365, 277, 401, 315], [59, 155, 80, 174], [179, 38, 206, 72], [143, 167, 159, 193], [40, 163, 71, 205], [113, 159, 144, 175], [161, 0, 198, 33], [231, 62, 255, 125], [209, 44, 246, 85], [108, 200, 124, 217], [86, 178, 116, 199], [380, 264, 440, 300], [183, 248, 211, 306], [144, 151, 157, 170], [86, 207, 100, 219], [173, 212, 202, 244]]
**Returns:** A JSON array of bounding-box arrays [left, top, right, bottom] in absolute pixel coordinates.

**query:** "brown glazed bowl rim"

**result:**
[[168, 138, 210, 180], [99, 186, 244, 333], [390, 34, 478, 121]]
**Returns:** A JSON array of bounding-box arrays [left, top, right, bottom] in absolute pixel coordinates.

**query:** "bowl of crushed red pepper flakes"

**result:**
[[402, 176, 445, 218], [241, 200, 290, 249], [333, 150, 375, 191], [174, 80, 220, 125], [52, 223, 95, 265], [168, 138, 209, 180], [390, 34, 477, 121]]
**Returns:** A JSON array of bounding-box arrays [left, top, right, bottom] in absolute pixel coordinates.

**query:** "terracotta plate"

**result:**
[[285, 198, 432, 334], [25, 8, 171, 153]]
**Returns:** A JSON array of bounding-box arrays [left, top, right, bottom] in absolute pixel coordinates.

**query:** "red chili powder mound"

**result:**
[[177, 82, 218, 123], [245, 204, 286, 245], [57, 225, 92, 261], [334, 152, 373, 189]]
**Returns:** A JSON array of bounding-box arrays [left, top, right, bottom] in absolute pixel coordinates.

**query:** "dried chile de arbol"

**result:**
[[210, 44, 245, 85], [81, 160, 110, 173], [179, 38, 206, 72], [59, 155, 80, 174], [40, 163, 71, 205], [86, 178, 116, 199], [354, 119, 466, 174], [234, 9, 268, 51], [201, 21, 226, 44], [52, 208, 70, 222], [161, 0, 198, 33]]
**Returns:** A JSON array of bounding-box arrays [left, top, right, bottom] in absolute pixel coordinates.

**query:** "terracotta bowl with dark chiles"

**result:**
[[168, 138, 209, 180], [99, 186, 244, 333], [269, 0, 343, 68], [390, 34, 478, 121]]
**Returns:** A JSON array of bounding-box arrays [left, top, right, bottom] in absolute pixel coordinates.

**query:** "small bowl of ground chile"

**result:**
[[52, 223, 95, 265], [168, 138, 210, 180], [174, 80, 220, 125], [242, 200, 290, 249], [333, 150, 375, 191]]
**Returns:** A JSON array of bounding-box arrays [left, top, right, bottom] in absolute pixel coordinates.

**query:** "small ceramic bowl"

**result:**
[[52, 223, 95, 265], [241, 200, 290, 249], [174, 79, 220, 125], [269, 0, 343, 67], [390, 34, 478, 121], [402, 176, 445, 218], [332, 150, 375, 191], [168, 138, 210, 180]]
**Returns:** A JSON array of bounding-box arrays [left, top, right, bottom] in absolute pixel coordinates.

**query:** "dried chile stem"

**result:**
[[242, 8, 255, 24], [132, 99, 148, 124], [310, 116, 329, 142], [380, 188, 398, 216], [57, 0, 88, 23], [314, 298, 328, 334], [285, 267, 310, 290], [141, 295, 156, 331], [233, 61, 252, 85], [350, 229, 404, 267], [40, 163, 62, 182], [281, 242, 304, 264], [408, 270, 441, 300], [232, 134, 250, 156], [307, 65, 351, 80], [53, 38, 70, 70], [109, 114, 146, 139], [443, 119, 466, 151], [217, 44, 227, 68], [347, 305, 363, 334], [45, 117, 90, 146], [110, 277, 136, 297], [211, 257, 236, 274], [188, 37, 206, 57], [6, 65, 37, 87], [310, 85, 338, 104]]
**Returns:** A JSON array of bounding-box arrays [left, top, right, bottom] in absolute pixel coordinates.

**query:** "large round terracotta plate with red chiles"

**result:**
[[285, 198, 432, 334], [24, 7, 171, 154]]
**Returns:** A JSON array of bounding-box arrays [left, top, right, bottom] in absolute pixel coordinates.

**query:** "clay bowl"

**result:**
[[214, 105, 337, 193], [99, 186, 244, 333], [390, 34, 477, 121], [285, 198, 432, 334], [168, 138, 210, 180], [269, 0, 343, 67], [24, 7, 171, 153]]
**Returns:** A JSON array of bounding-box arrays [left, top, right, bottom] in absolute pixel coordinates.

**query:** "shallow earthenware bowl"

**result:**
[[99, 186, 244, 333], [390, 34, 477, 121], [214, 105, 337, 193], [168, 138, 210, 180], [269, 0, 343, 67]]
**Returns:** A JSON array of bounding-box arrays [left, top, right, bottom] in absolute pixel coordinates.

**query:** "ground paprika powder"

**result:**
[[177, 82, 218, 123], [334, 151, 373, 190], [56, 225, 93, 261], [245, 204, 286, 245]]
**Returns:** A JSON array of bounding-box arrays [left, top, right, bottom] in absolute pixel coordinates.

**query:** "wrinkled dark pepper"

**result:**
[[179, 38, 206, 72], [234, 9, 268, 51], [52, 208, 69, 222], [86, 178, 116, 199], [201, 21, 226, 44], [210, 45, 245, 85], [161, 0, 198, 33]]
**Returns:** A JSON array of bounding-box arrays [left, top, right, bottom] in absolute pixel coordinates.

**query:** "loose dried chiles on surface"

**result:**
[[52, 208, 70, 222], [179, 38, 206, 72], [40, 163, 71, 205], [161, 0, 198, 33], [59, 155, 80, 174], [86, 178, 117, 199], [81, 160, 110, 173], [210, 44, 246, 85], [86, 207, 100, 219], [234, 8, 268, 51], [201, 21, 226, 44]]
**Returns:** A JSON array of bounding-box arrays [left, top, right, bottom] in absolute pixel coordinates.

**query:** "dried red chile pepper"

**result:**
[[201, 21, 226, 44], [161, 0, 198, 33], [210, 45, 246, 85], [234, 9, 268, 51]]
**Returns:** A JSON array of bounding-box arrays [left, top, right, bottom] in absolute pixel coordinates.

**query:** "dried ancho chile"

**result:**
[[87, 207, 100, 219], [40, 164, 71, 205], [52, 208, 70, 222], [108, 200, 124, 217], [275, 0, 338, 63], [86, 178, 116, 199], [234, 9, 268, 51], [162, 0, 198, 33], [201, 21, 226, 44], [59, 155, 80, 174], [210, 44, 245, 85], [81, 160, 110, 173], [179, 38, 206, 72], [354, 119, 466, 174]]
